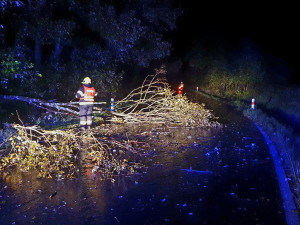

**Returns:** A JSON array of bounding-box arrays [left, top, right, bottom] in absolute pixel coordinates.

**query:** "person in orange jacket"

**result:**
[[76, 77, 98, 130], [178, 81, 184, 95]]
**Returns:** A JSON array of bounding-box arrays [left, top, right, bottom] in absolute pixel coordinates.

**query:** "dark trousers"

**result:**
[[79, 105, 93, 129]]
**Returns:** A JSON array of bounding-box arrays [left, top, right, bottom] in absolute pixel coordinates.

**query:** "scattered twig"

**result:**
[[49, 191, 57, 200]]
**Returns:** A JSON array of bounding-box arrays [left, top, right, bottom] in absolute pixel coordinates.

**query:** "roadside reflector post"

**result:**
[[196, 86, 199, 91], [110, 98, 114, 112], [251, 98, 255, 109]]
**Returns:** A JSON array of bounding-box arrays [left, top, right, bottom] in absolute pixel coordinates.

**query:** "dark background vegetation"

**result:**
[[0, 0, 182, 100], [172, 1, 299, 83]]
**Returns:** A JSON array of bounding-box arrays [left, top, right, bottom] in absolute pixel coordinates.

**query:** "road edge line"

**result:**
[[255, 123, 299, 225]]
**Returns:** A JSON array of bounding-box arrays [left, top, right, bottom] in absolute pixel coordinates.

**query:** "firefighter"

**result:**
[[178, 81, 184, 95], [76, 77, 97, 130]]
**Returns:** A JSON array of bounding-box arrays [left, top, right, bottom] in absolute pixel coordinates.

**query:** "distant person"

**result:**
[[76, 77, 97, 130], [178, 81, 184, 95]]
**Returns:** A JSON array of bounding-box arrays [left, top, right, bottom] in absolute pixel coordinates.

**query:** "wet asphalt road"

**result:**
[[0, 94, 286, 225]]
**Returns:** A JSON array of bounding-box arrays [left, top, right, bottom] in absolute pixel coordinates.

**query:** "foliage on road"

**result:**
[[113, 68, 219, 127], [0, 124, 144, 179]]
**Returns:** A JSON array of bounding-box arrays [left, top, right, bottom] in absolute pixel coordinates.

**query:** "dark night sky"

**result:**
[[172, 1, 299, 83]]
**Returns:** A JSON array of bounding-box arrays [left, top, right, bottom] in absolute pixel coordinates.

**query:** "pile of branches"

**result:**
[[0, 124, 144, 179], [113, 67, 219, 127]]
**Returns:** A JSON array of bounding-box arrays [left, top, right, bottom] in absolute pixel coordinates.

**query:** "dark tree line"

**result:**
[[0, 0, 181, 100]]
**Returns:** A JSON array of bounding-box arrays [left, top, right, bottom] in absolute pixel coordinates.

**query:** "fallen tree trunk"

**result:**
[[1, 95, 107, 116]]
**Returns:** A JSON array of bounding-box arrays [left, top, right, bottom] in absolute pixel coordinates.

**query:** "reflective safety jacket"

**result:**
[[76, 84, 97, 105]]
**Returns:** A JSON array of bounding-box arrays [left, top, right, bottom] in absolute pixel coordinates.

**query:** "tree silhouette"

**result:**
[[0, 0, 181, 99]]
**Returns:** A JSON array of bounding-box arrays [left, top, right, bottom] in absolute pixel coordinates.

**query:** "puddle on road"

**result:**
[[0, 95, 286, 225]]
